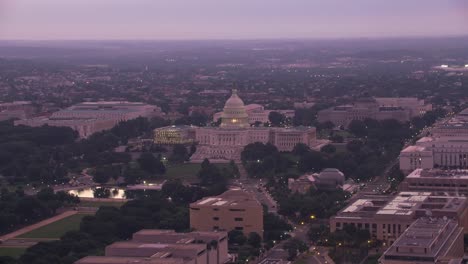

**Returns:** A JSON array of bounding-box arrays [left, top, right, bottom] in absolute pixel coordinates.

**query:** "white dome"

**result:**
[[224, 89, 246, 109], [220, 89, 249, 128]]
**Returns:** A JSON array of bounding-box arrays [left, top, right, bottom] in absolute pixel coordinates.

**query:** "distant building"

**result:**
[[154, 125, 196, 145], [191, 90, 319, 162], [317, 97, 431, 127], [432, 108, 468, 137], [330, 192, 468, 244], [189, 189, 264, 237], [400, 168, 468, 195], [399, 136, 468, 172], [400, 108, 468, 172], [294, 101, 315, 109], [379, 218, 464, 264], [15, 101, 163, 138], [75, 229, 228, 264], [213, 103, 295, 124], [0, 101, 35, 121], [288, 168, 345, 194]]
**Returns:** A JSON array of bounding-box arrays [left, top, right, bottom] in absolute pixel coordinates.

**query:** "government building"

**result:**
[[189, 90, 320, 162], [189, 189, 264, 237], [330, 192, 468, 245], [399, 108, 468, 172], [75, 229, 228, 264], [379, 218, 464, 264], [317, 97, 432, 127], [16, 101, 164, 138]]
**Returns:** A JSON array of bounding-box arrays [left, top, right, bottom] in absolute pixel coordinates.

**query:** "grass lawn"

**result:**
[[78, 201, 126, 208], [164, 163, 230, 182], [18, 214, 91, 239], [0, 247, 26, 258]]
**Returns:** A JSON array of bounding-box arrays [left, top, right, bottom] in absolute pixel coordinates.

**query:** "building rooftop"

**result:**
[[335, 192, 467, 219], [75, 256, 186, 264], [407, 168, 468, 179], [382, 218, 463, 260], [401, 145, 428, 153], [192, 189, 261, 208]]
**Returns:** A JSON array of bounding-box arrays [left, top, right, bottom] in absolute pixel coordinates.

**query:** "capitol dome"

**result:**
[[220, 89, 249, 128]]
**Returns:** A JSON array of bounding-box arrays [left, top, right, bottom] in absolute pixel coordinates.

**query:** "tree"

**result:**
[[170, 145, 188, 163], [269, 112, 286, 127], [346, 140, 364, 153], [348, 120, 367, 137], [247, 232, 262, 248], [228, 230, 247, 245], [321, 144, 336, 154], [138, 152, 166, 175], [292, 143, 311, 156], [298, 151, 326, 172], [283, 238, 307, 260]]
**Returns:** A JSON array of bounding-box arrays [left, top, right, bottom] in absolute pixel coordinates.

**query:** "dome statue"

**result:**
[[220, 89, 249, 128]]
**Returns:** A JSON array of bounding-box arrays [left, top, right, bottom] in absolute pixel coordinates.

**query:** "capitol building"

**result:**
[[174, 90, 321, 162]]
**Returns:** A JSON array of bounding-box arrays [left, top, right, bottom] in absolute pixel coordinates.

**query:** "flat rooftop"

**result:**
[[383, 218, 462, 259], [191, 189, 261, 208], [107, 242, 206, 252], [335, 192, 466, 219], [407, 168, 468, 179], [75, 256, 186, 264], [133, 230, 227, 241], [401, 145, 427, 153]]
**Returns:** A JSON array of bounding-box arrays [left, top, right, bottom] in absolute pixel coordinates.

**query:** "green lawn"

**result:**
[[78, 201, 126, 208], [18, 214, 90, 239], [0, 247, 26, 258], [164, 163, 230, 181]]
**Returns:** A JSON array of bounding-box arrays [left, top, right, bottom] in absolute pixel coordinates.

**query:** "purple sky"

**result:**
[[1, 0, 467, 40]]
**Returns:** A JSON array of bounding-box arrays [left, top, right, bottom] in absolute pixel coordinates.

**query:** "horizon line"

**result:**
[[1, 34, 468, 42]]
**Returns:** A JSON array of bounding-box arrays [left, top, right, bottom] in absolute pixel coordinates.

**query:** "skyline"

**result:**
[[0, 0, 468, 40]]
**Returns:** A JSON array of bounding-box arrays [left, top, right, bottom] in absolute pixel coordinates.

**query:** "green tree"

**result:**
[[269, 111, 286, 127]]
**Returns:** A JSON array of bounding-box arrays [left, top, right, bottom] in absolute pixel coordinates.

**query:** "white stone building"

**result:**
[[318, 97, 432, 127], [213, 102, 294, 124], [15, 101, 163, 138], [400, 109, 468, 172], [190, 90, 318, 162]]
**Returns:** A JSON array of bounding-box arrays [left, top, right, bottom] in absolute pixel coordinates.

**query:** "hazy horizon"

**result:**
[[1, 0, 468, 41]]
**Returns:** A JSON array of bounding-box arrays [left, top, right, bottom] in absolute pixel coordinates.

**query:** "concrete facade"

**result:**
[[330, 192, 468, 244], [189, 189, 264, 237], [190, 90, 318, 162], [75, 230, 228, 264], [400, 168, 468, 196], [16, 101, 163, 138], [379, 218, 464, 264], [317, 97, 431, 127]]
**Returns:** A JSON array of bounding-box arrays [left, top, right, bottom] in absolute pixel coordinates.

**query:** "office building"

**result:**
[[379, 218, 464, 264], [75, 230, 228, 264], [16, 101, 163, 138], [189, 189, 263, 237], [400, 168, 468, 195], [330, 192, 468, 244], [317, 97, 431, 127]]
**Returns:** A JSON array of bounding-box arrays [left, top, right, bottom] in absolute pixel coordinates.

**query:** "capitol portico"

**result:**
[[189, 90, 320, 162]]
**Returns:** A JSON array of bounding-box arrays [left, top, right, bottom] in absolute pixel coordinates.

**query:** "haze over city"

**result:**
[[1, 0, 468, 40], [1, 1, 468, 264]]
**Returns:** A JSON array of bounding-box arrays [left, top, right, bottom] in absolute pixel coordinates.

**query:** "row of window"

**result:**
[[213, 217, 243, 221]]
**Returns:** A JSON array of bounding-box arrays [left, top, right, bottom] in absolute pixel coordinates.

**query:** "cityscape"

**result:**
[[1, 1, 468, 264]]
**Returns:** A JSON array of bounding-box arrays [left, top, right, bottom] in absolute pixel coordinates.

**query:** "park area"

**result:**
[[165, 163, 231, 182], [17, 213, 90, 239]]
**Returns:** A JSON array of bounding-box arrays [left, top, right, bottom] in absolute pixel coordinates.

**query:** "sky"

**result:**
[[0, 0, 468, 40]]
